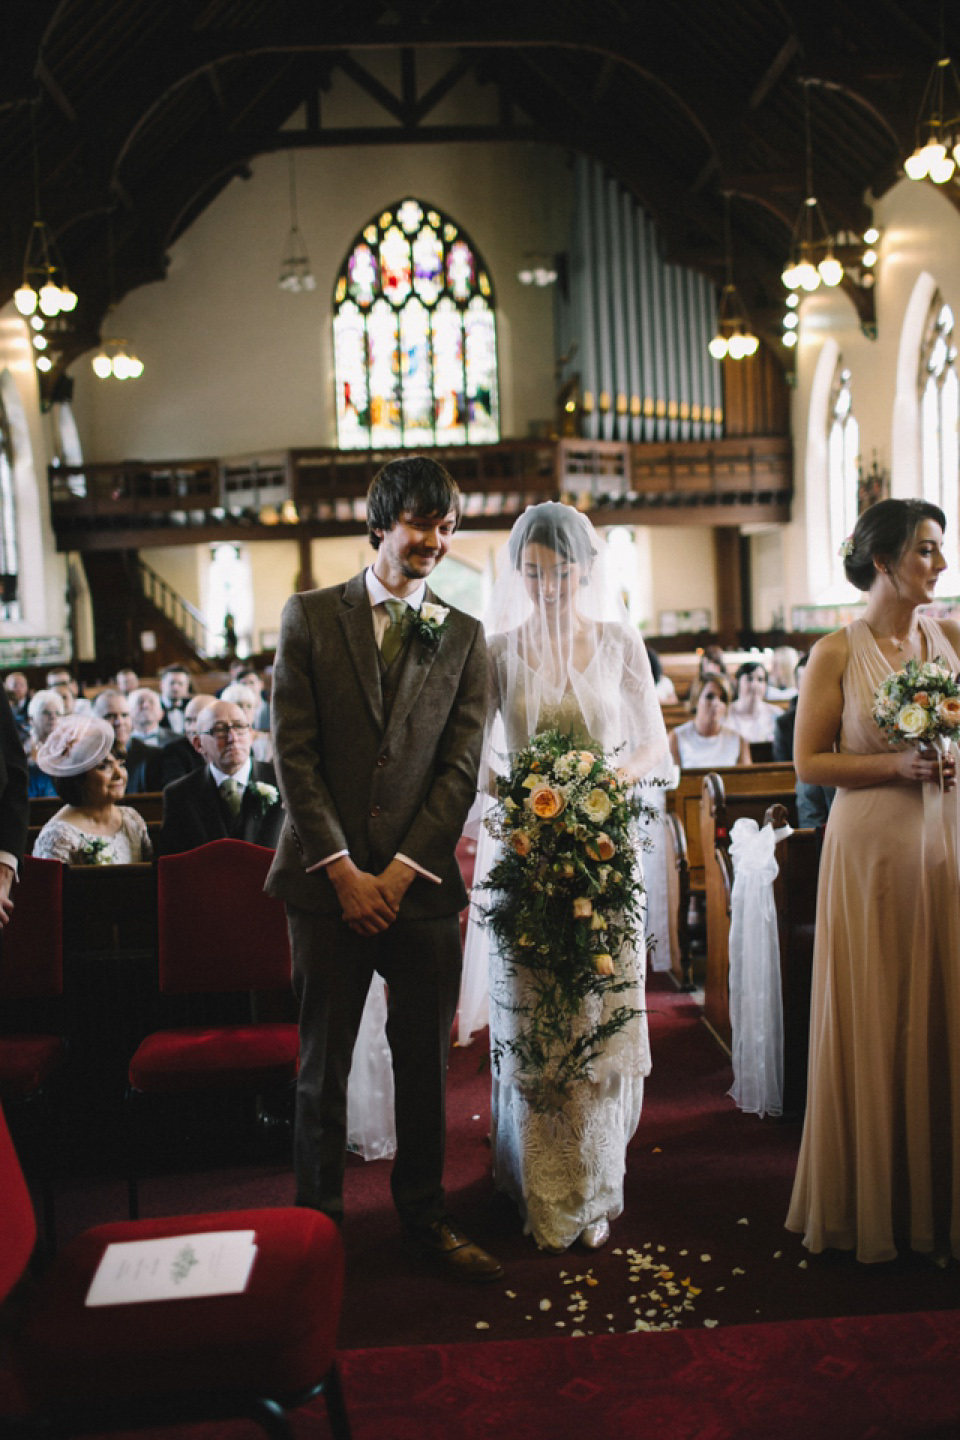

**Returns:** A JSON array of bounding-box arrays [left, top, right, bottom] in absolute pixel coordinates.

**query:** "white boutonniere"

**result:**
[[410, 603, 450, 662], [248, 781, 281, 816]]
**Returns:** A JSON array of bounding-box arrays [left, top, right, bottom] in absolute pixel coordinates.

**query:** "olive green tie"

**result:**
[[381, 599, 408, 666], [220, 776, 242, 821]]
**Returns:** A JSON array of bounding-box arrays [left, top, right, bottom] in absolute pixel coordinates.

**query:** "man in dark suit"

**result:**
[[159, 664, 193, 734], [94, 689, 195, 792], [0, 682, 29, 926], [159, 699, 284, 855], [266, 456, 500, 1281]]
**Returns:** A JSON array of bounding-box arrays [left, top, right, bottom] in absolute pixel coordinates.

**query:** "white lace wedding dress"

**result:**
[[484, 632, 657, 1251]]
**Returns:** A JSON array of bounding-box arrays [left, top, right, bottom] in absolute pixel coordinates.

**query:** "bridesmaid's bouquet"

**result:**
[[481, 728, 656, 1106], [873, 657, 960, 751]]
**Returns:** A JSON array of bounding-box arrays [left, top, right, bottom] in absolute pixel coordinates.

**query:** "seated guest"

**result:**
[[92, 688, 193, 791], [4, 672, 31, 743], [772, 655, 835, 828], [159, 699, 283, 855], [221, 681, 272, 762], [232, 666, 270, 731], [46, 666, 92, 715], [766, 645, 800, 701], [669, 673, 749, 768], [114, 666, 139, 696], [159, 664, 193, 734], [182, 693, 215, 768], [130, 687, 185, 748], [32, 714, 151, 864], [698, 644, 728, 681], [647, 648, 678, 704], [26, 689, 65, 797], [726, 661, 779, 746]]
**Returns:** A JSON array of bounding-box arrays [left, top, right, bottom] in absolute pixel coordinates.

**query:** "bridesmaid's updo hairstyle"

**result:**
[[508, 502, 596, 571], [844, 498, 946, 592]]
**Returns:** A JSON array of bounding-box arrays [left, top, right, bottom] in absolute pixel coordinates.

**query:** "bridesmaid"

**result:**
[[786, 498, 960, 1264]]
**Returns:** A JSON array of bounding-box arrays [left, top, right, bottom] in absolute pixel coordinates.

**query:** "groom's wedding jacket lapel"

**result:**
[[265, 569, 487, 919]]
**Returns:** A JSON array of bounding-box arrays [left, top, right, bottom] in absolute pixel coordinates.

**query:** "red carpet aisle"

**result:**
[[328, 975, 959, 1349], [338, 1310, 960, 1440], [40, 974, 958, 1352]]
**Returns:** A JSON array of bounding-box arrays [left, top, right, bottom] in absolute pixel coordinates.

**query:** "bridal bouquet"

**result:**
[[481, 728, 657, 1107], [873, 657, 960, 751]]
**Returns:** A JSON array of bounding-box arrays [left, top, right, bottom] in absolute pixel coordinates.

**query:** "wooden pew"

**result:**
[[700, 773, 798, 1047], [663, 762, 795, 988], [772, 825, 822, 1117]]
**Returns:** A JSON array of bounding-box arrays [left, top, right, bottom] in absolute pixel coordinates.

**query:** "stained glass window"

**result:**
[[333, 199, 499, 449], [919, 294, 959, 578]]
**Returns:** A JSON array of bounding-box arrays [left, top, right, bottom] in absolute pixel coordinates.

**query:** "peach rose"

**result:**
[[528, 782, 565, 819], [938, 695, 960, 727], [511, 830, 533, 857], [593, 953, 615, 976], [572, 896, 593, 920], [585, 832, 616, 862], [914, 691, 931, 708]]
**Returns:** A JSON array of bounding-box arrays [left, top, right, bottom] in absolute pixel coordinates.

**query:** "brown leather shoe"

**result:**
[[408, 1219, 504, 1282]]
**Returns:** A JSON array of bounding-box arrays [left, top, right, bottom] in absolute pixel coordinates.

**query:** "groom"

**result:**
[[266, 456, 501, 1281]]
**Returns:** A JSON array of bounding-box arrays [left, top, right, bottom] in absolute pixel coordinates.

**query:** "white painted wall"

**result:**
[[786, 177, 960, 623], [69, 136, 571, 462]]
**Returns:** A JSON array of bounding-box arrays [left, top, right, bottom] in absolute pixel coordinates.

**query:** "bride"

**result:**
[[468, 503, 669, 1252]]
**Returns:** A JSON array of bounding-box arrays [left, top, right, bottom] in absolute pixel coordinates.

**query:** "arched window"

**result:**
[[827, 364, 859, 592], [919, 294, 959, 577], [0, 395, 21, 621], [333, 199, 499, 449]]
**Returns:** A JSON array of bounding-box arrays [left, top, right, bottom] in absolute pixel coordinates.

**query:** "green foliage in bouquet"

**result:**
[[480, 728, 658, 1109]]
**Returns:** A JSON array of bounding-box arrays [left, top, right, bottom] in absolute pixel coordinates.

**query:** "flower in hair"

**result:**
[[838, 536, 855, 560]]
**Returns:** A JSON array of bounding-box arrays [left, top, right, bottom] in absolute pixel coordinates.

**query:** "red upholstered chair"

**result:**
[[0, 854, 66, 1246], [0, 1105, 351, 1440], [127, 840, 299, 1218]]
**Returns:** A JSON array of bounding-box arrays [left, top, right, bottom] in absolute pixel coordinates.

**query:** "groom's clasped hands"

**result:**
[[327, 853, 414, 934]]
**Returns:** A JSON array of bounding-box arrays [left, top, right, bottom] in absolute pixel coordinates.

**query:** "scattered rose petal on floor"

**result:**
[[700, 1254, 712, 1262], [539, 1299, 552, 1310], [703, 1319, 719, 1328], [475, 1321, 489, 1329], [585, 1276, 599, 1287], [732, 1267, 745, 1275], [737, 1218, 749, 1225], [505, 1290, 516, 1298], [773, 1250, 782, 1259], [571, 1329, 585, 1337], [798, 1260, 808, 1268], [652, 1146, 661, 1153]]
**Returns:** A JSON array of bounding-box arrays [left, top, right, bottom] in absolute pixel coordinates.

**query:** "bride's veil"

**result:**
[[458, 502, 671, 1044]]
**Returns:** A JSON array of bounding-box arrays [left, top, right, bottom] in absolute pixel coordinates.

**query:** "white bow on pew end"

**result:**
[[727, 816, 792, 1120]]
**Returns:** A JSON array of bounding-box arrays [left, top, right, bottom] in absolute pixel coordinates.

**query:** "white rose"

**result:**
[[420, 603, 449, 625], [897, 703, 930, 738], [581, 787, 613, 823]]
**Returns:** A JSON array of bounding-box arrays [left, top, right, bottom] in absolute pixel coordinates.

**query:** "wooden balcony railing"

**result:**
[[47, 436, 792, 549]]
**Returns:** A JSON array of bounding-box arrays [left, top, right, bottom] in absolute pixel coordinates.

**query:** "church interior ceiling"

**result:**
[[2, 0, 957, 393]]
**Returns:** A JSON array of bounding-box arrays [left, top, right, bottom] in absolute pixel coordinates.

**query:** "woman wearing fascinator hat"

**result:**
[[32, 714, 152, 865], [460, 502, 670, 1253]]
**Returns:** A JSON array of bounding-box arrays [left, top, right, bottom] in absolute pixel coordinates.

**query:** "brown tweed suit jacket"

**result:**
[[265, 571, 487, 919]]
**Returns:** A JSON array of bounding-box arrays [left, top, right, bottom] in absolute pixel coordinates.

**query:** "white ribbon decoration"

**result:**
[[727, 817, 792, 1119], [346, 973, 397, 1160]]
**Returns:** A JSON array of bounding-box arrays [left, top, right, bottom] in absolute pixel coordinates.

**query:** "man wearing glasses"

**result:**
[[158, 699, 284, 856]]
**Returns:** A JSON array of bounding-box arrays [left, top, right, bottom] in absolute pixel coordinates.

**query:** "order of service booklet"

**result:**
[[85, 1230, 258, 1306]]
